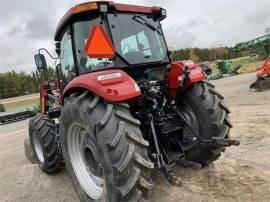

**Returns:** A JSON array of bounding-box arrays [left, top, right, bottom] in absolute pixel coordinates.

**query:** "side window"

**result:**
[[60, 29, 75, 83]]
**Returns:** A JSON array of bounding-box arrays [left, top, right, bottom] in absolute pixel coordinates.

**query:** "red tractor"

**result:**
[[29, 2, 239, 201]]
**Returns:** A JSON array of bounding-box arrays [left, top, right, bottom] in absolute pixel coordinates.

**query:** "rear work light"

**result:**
[[159, 8, 167, 20], [97, 73, 122, 81], [99, 4, 108, 13], [161, 8, 166, 16]]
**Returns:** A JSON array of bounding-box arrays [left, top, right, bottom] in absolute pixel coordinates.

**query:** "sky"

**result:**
[[0, 0, 269, 73]]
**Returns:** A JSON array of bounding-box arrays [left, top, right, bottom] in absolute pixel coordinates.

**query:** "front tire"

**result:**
[[178, 81, 232, 165], [60, 92, 154, 201], [29, 116, 63, 174]]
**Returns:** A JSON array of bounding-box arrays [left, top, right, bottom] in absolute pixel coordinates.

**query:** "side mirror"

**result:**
[[34, 54, 47, 71]]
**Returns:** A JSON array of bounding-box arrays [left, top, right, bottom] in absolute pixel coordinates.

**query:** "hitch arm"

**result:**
[[174, 108, 240, 147], [212, 137, 240, 146], [148, 114, 181, 186]]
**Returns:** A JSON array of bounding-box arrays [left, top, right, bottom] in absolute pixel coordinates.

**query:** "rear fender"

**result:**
[[62, 69, 141, 102], [168, 61, 205, 98]]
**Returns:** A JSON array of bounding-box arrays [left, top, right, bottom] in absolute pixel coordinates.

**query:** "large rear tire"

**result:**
[[178, 81, 232, 165], [60, 92, 154, 202], [29, 116, 63, 174]]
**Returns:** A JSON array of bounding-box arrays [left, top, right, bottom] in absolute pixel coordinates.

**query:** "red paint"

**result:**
[[257, 56, 270, 78], [62, 69, 141, 102], [168, 61, 205, 98], [114, 3, 160, 14], [39, 81, 48, 115], [85, 25, 115, 58], [39, 80, 63, 114], [54, 1, 161, 40]]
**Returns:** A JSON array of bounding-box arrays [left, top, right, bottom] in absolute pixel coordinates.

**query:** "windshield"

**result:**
[[108, 13, 169, 65]]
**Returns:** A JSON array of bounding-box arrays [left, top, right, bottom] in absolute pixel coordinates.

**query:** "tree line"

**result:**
[[0, 68, 55, 99], [171, 47, 265, 62]]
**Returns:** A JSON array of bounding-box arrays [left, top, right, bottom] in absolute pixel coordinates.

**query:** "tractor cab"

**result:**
[[37, 2, 170, 84]]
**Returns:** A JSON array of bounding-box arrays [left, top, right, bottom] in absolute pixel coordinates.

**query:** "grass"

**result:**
[[3, 98, 39, 111], [229, 57, 251, 67]]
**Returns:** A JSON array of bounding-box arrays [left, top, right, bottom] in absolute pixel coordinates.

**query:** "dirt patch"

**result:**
[[0, 72, 269, 202], [237, 61, 264, 74]]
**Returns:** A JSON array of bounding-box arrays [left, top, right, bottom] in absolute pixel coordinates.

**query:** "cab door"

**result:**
[[59, 28, 77, 84]]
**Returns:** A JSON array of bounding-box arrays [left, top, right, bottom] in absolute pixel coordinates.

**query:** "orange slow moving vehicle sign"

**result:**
[[85, 25, 115, 58]]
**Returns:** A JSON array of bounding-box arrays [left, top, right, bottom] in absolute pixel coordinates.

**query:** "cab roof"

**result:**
[[54, 1, 161, 41]]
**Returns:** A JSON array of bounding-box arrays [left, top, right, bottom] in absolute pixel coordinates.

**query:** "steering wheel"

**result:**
[[122, 49, 145, 64], [95, 61, 112, 69]]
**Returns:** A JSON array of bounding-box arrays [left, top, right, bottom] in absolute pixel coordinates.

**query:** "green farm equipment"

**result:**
[[0, 103, 39, 124], [207, 60, 242, 80], [0, 108, 36, 124], [234, 34, 270, 56], [234, 34, 270, 90]]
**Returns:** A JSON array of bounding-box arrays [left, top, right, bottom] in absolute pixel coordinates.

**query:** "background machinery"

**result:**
[[0, 104, 5, 112], [198, 62, 212, 75], [207, 60, 242, 80], [0, 106, 36, 124], [181, 60, 212, 75], [28, 2, 239, 201], [234, 34, 270, 90], [0, 100, 38, 124]]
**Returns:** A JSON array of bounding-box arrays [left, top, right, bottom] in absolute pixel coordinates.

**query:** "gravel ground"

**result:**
[[0, 94, 39, 104], [0, 72, 269, 202]]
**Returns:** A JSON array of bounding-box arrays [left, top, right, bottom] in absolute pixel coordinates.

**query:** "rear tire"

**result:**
[[178, 81, 232, 166], [60, 92, 154, 202], [29, 115, 63, 174]]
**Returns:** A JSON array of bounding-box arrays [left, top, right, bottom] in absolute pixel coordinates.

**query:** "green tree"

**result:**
[[0, 67, 56, 99]]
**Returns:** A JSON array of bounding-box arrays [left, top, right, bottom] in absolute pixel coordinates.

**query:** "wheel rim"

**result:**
[[33, 131, 44, 163], [68, 123, 104, 199]]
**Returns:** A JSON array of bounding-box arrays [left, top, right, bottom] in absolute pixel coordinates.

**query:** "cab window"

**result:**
[[74, 19, 114, 73], [120, 31, 152, 56], [60, 29, 75, 83]]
